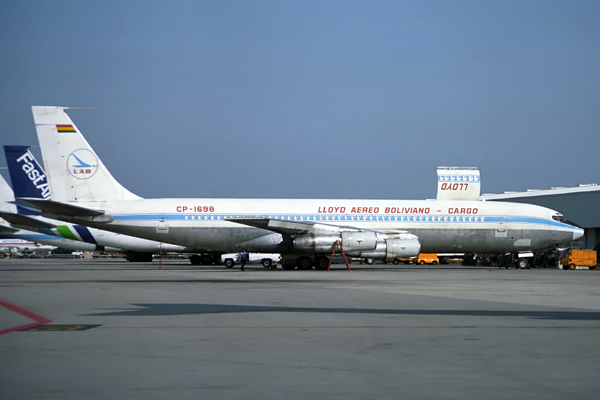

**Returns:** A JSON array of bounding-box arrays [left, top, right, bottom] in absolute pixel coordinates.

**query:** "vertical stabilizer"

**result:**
[[0, 174, 17, 213], [4, 145, 50, 214], [436, 167, 481, 201], [32, 106, 141, 202]]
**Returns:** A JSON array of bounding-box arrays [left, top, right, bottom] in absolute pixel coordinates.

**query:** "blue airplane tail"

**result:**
[[4, 145, 51, 215]]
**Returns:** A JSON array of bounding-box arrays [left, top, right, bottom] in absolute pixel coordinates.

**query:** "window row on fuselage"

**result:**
[[181, 213, 489, 223]]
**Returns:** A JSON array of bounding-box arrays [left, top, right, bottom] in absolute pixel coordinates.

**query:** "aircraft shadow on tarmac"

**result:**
[[84, 304, 600, 321]]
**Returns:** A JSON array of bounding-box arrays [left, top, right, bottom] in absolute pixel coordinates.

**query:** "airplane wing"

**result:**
[[226, 217, 314, 236], [228, 217, 413, 237]]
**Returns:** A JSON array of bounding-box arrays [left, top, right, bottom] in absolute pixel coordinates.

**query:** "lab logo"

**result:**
[[67, 149, 98, 180]]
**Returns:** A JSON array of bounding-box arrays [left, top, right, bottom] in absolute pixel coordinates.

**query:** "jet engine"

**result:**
[[294, 231, 377, 253], [360, 236, 421, 259], [293, 231, 421, 258]]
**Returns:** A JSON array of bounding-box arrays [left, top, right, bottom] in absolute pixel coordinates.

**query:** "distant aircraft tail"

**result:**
[[31, 106, 141, 202], [4, 146, 51, 214], [0, 174, 17, 213], [436, 167, 481, 201]]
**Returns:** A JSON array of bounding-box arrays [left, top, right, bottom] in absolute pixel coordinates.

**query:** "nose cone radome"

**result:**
[[573, 227, 585, 242]]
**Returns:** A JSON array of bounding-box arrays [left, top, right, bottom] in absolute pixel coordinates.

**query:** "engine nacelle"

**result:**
[[293, 231, 378, 253], [293, 234, 341, 253], [341, 231, 378, 251], [357, 237, 421, 259], [385, 237, 421, 258]]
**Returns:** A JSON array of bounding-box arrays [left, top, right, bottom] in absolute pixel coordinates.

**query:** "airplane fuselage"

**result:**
[[47, 198, 581, 255]]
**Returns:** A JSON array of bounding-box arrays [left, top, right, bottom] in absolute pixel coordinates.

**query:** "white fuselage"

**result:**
[[48, 197, 582, 255]]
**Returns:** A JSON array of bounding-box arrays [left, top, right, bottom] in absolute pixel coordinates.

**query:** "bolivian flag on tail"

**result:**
[[56, 124, 76, 133]]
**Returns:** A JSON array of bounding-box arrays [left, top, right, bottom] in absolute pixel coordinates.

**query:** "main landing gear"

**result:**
[[280, 255, 333, 270], [126, 252, 153, 262], [189, 253, 221, 266]]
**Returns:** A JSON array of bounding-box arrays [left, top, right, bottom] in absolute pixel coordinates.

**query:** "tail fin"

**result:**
[[32, 106, 141, 202], [4, 146, 51, 215], [436, 166, 481, 201], [0, 174, 17, 213]]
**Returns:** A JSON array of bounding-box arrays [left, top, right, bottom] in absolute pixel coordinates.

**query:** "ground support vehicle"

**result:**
[[559, 249, 599, 270], [416, 253, 439, 265], [381, 257, 402, 265], [221, 253, 280, 269], [463, 252, 533, 269]]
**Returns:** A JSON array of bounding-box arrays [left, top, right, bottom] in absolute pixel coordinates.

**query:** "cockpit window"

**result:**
[[552, 213, 566, 223]]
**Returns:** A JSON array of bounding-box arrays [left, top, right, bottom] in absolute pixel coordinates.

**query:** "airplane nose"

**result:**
[[573, 228, 584, 242]]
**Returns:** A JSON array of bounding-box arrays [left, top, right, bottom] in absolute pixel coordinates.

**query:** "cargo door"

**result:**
[[495, 218, 507, 238], [157, 218, 169, 234]]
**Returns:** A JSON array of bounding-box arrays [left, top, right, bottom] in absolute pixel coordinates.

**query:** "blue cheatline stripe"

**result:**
[[73, 225, 97, 244]]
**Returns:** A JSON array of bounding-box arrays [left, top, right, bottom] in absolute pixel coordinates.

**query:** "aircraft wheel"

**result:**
[[201, 254, 213, 265], [129, 252, 153, 262], [516, 258, 530, 269], [365, 258, 375, 265], [261, 258, 273, 268], [281, 262, 296, 270], [190, 254, 201, 265], [297, 256, 313, 270], [315, 256, 329, 270], [224, 258, 235, 268]]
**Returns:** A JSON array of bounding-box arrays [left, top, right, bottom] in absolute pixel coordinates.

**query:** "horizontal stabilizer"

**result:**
[[15, 198, 113, 223], [0, 212, 56, 229], [0, 224, 19, 234]]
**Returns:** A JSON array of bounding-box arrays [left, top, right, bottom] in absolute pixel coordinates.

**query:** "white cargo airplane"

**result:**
[[2, 145, 205, 263], [22, 106, 583, 270]]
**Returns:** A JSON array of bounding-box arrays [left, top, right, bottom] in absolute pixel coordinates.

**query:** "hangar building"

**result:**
[[483, 184, 600, 250]]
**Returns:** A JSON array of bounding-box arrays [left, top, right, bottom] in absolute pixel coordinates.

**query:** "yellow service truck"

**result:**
[[416, 253, 440, 265], [559, 249, 599, 270], [380, 253, 440, 265]]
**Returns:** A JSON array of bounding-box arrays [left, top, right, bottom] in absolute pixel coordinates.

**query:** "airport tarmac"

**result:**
[[1, 258, 599, 400]]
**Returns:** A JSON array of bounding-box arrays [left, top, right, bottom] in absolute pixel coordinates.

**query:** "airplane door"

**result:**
[[495, 218, 508, 238], [157, 218, 169, 234]]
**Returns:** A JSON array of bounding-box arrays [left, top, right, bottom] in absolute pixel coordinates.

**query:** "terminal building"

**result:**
[[483, 184, 600, 250]]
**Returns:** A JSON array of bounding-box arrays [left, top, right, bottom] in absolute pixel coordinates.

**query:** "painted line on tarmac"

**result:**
[[0, 299, 52, 335], [21, 324, 102, 331], [96, 325, 600, 330]]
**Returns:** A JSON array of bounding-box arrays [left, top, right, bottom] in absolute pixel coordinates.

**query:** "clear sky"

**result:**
[[1, 0, 599, 200]]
